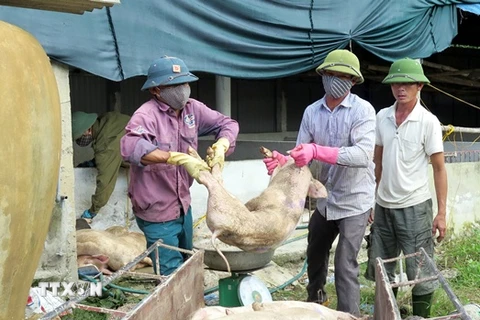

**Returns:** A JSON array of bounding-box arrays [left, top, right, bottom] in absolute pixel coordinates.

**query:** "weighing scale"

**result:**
[[217, 266, 273, 307], [194, 235, 275, 307]]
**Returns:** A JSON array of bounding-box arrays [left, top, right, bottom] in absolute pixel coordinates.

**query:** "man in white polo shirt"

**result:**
[[366, 58, 448, 318]]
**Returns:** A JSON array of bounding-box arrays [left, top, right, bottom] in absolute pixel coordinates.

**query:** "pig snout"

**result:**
[[77, 254, 113, 275]]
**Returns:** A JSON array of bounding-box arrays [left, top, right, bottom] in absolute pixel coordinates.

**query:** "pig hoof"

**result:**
[[260, 146, 272, 158]]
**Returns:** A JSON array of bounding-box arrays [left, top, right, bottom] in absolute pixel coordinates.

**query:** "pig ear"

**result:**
[[307, 179, 328, 198], [91, 254, 110, 263]]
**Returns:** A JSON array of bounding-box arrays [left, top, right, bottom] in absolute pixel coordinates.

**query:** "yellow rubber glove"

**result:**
[[167, 152, 210, 181], [208, 137, 230, 169]]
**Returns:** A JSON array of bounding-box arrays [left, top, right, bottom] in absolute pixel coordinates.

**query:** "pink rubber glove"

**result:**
[[289, 143, 339, 167], [263, 150, 288, 175]]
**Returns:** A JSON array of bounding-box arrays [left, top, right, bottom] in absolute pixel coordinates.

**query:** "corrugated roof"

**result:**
[[0, 0, 119, 14]]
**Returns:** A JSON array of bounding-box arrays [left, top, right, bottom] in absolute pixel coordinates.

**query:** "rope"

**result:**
[[194, 214, 206, 228], [421, 87, 480, 146], [443, 124, 455, 142], [427, 83, 480, 111]]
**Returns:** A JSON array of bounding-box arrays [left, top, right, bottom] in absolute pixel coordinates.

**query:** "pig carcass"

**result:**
[[190, 301, 358, 320], [167, 147, 327, 272], [77, 254, 112, 275], [76, 226, 152, 274], [190, 305, 254, 320], [251, 301, 357, 320]]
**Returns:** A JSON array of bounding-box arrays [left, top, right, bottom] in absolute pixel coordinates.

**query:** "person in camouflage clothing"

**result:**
[[72, 111, 130, 221]]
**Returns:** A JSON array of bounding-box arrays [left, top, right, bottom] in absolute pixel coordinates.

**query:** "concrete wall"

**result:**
[[74, 160, 270, 231], [35, 61, 77, 281], [429, 162, 480, 233], [75, 161, 480, 236]]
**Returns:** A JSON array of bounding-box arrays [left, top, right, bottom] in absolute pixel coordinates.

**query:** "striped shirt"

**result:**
[[296, 93, 376, 220]]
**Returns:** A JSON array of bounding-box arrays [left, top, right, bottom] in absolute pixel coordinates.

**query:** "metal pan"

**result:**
[[194, 239, 275, 272]]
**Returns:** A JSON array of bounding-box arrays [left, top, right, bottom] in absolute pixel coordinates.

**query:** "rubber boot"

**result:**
[[412, 293, 433, 318], [393, 287, 410, 317]]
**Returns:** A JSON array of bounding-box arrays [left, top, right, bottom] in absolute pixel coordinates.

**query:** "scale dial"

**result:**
[[238, 275, 273, 306]]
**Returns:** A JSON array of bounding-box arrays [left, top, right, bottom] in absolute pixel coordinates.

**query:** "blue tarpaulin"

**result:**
[[458, 3, 480, 14], [0, 0, 479, 81]]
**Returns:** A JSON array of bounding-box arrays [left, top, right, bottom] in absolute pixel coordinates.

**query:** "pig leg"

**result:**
[[259, 146, 285, 178], [132, 257, 153, 271], [308, 178, 328, 199], [178, 150, 231, 271], [209, 163, 224, 185], [207, 147, 224, 184], [259, 146, 272, 158]]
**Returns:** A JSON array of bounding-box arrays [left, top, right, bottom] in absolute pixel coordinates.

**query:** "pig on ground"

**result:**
[[192, 307, 343, 320], [252, 301, 358, 320], [190, 301, 359, 320], [76, 226, 152, 274], [212, 308, 323, 320], [77, 254, 112, 275], [190, 305, 254, 320], [168, 147, 327, 272]]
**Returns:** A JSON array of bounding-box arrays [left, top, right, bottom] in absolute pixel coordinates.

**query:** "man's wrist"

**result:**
[[436, 209, 447, 217]]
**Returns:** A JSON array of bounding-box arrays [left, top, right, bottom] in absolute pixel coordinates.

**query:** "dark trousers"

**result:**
[[366, 199, 437, 296], [307, 208, 369, 316]]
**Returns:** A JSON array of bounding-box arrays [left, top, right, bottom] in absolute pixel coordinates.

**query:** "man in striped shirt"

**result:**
[[265, 49, 376, 316]]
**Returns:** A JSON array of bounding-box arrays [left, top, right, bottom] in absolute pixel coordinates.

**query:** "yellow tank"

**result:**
[[0, 21, 61, 319]]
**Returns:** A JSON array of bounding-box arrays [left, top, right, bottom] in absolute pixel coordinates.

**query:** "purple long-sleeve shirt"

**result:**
[[120, 98, 239, 223]]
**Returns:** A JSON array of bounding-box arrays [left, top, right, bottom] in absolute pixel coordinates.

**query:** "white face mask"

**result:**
[[322, 75, 353, 99], [157, 84, 191, 110]]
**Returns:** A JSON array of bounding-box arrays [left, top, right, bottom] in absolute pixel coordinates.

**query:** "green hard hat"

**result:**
[[71, 111, 97, 140], [316, 49, 364, 84], [382, 58, 430, 84]]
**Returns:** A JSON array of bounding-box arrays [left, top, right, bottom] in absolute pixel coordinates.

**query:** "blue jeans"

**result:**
[[136, 207, 193, 276]]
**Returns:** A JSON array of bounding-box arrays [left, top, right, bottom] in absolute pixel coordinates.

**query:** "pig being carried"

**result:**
[[167, 147, 327, 272]]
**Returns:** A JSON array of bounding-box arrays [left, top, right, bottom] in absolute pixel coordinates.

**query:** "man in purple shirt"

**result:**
[[121, 56, 239, 275]]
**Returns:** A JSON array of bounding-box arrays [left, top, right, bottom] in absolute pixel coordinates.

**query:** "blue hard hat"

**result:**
[[141, 56, 199, 91]]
